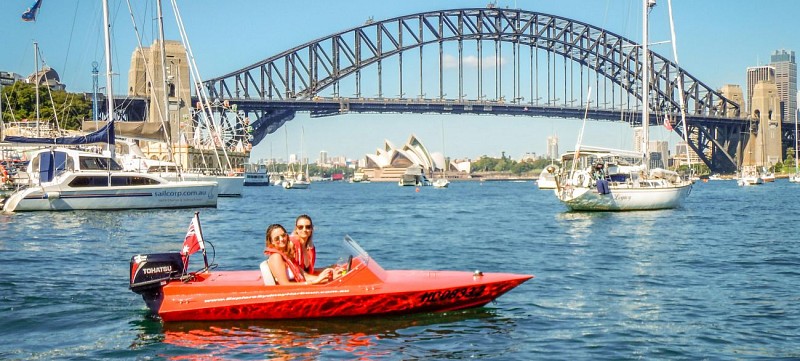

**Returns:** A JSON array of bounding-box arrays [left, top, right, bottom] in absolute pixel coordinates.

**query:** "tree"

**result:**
[[1, 82, 91, 131]]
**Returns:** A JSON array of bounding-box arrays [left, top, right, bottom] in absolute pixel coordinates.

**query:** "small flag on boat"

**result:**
[[180, 212, 207, 271], [21, 0, 43, 22]]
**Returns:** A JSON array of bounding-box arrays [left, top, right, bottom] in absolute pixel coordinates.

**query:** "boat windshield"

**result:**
[[79, 156, 123, 171], [340, 235, 371, 269]]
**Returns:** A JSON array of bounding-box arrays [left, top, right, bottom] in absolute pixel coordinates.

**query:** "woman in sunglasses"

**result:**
[[290, 214, 317, 274], [265, 223, 332, 285]]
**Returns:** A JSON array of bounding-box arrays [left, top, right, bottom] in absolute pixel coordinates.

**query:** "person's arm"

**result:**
[[304, 268, 333, 284], [268, 254, 292, 285]]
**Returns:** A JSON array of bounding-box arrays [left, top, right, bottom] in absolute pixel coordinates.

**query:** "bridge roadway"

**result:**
[[228, 97, 746, 127]]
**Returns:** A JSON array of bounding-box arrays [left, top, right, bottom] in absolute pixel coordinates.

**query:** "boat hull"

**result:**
[[147, 269, 531, 322], [283, 180, 310, 189], [4, 181, 218, 211], [556, 183, 692, 211], [161, 173, 243, 196]]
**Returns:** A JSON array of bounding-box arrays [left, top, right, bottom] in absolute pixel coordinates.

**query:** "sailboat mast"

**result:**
[[641, 0, 653, 166], [34, 42, 40, 136], [102, 0, 115, 158], [796, 108, 799, 173], [666, 0, 691, 169], [157, 0, 176, 165]]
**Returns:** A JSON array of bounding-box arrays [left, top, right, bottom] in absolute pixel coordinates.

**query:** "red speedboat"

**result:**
[[130, 235, 532, 322]]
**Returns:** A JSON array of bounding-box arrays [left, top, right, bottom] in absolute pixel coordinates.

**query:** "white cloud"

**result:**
[[443, 54, 507, 69]]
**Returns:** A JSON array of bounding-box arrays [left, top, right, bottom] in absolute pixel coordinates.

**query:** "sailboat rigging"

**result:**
[[791, 108, 800, 183], [284, 126, 310, 189], [433, 118, 450, 188]]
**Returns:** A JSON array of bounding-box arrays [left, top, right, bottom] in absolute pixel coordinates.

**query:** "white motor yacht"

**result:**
[[2, 148, 218, 212]]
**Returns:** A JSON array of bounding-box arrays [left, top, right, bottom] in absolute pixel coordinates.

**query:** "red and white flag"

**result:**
[[180, 213, 205, 268], [664, 115, 674, 131]]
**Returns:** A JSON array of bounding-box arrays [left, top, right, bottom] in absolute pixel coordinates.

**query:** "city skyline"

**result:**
[[2, 1, 799, 162]]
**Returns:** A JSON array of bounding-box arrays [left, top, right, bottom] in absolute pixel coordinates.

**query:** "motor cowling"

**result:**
[[129, 253, 184, 294]]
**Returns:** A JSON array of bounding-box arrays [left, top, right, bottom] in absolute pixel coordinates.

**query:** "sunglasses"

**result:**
[[297, 225, 313, 230]]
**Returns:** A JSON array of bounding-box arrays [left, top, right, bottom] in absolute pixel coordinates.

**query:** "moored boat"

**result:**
[[243, 163, 270, 186], [2, 148, 218, 212], [129, 216, 532, 322]]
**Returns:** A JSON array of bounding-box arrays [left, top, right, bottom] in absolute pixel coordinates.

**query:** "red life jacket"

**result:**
[[290, 234, 316, 274], [265, 247, 306, 283]]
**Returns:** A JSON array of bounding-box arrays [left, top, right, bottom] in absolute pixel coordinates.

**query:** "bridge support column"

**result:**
[[743, 81, 782, 168]]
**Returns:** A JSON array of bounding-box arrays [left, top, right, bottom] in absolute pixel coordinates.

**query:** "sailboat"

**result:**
[[790, 108, 800, 183], [551, 0, 692, 211], [283, 126, 310, 189], [432, 119, 450, 188], [2, 0, 218, 212]]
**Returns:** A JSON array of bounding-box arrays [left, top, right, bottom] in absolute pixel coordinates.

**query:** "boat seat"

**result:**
[[259, 260, 276, 286]]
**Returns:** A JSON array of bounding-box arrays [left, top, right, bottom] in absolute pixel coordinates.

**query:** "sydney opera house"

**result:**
[[361, 134, 470, 182]]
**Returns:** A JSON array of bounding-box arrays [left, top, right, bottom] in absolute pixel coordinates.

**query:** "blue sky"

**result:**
[[2, 0, 799, 162]]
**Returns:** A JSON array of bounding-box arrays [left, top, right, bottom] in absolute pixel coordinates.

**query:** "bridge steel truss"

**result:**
[[204, 8, 749, 173]]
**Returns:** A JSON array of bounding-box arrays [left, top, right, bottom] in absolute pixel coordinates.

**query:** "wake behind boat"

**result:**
[[129, 214, 532, 322], [2, 148, 218, 212]]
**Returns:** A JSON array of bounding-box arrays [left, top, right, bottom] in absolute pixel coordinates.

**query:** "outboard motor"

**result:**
[[129, 253, 184, 295]]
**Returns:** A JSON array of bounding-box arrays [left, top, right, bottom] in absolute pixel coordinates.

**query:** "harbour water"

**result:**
[[1, 180, 798, 359]]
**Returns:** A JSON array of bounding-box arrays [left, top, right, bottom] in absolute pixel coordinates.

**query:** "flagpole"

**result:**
[[194, 211, 210, 271]]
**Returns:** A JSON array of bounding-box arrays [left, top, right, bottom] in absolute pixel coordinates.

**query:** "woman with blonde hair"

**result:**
[[264, 224, 332, 285]]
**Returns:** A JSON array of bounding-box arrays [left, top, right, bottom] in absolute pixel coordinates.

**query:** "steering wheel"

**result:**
[[346, 255, 353, 273]]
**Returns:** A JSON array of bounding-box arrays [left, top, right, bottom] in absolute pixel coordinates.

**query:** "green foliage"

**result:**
[[1, 82, 92, 130], [677, 163, 710, 175], [471, 155, 558, 175]]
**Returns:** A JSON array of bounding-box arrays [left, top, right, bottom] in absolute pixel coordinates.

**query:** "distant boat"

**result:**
[[737, 165, 764, 186], [284, 127, 311, 190], [243, 163, 270, 186], [432, 178, 450, 188], [537, 166, 558, 189], [398, 165, 431, 186], [2, 148, 218, 212], [350, 171, 369, 183]]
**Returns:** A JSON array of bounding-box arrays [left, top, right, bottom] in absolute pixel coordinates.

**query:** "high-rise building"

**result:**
[[648, 140, 669, 169], [546, 135, 559, 159], [318, 150, 328, 165], [633, 127, 644, 154], [769, 49, 797, 124], [746, 65, 775, 114]]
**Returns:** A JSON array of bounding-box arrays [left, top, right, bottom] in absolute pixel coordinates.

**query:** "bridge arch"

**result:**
[[203, 7, 747, 172]]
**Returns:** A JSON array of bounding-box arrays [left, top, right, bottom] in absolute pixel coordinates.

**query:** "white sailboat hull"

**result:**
[[283, 180, 310, 189], [158, 173, 243, 197], [555, 182, 692, 211], [4, 181, 218, 212]]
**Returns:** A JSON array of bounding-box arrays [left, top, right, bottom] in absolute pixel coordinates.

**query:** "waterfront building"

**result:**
[[769, 49, 797, 124], [546, 135, 559, 159], [746, 66, 775, 114], [673, 142, 702, 168], [318, 150, 328, 166], [718, 84, 745, 118], [649, 140, 669, 169], [361, 134, 467, 181], [26, 66, 65, 91], [633, 127, 644, 154], [1, 71, 24, 86]]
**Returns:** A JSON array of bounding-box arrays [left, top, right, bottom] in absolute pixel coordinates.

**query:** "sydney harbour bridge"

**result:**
[[201, 7, 754, 173]]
